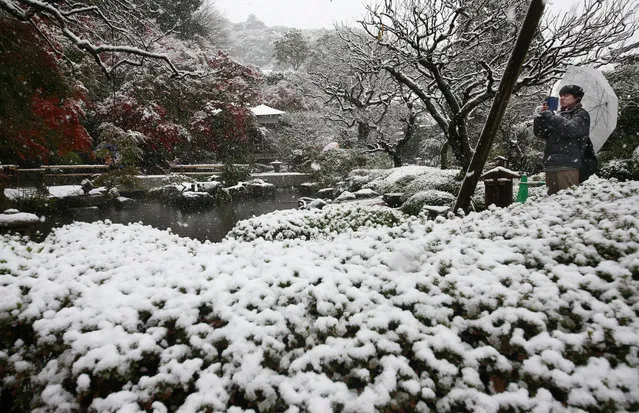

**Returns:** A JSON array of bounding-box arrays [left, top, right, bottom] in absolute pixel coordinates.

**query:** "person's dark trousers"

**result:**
[[546, 169, 580, 195]]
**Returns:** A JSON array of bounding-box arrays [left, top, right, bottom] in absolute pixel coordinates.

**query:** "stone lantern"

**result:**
[[480, 156, 520, 208], [270, 160, 283, 173]]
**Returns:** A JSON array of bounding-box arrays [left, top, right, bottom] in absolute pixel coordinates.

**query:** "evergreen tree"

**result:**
[[274, 30, 311, 70]]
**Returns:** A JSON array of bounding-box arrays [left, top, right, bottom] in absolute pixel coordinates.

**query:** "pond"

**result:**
[[3, 188, 302, 243]]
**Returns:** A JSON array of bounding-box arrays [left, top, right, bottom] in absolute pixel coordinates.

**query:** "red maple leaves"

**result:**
[[0, 19, 92, 165]]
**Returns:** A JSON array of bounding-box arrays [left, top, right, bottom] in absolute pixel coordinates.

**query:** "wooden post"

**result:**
[[454, 0, 545, 213]]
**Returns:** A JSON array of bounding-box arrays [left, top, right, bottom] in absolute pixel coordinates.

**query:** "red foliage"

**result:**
[[94, 50, 262, 164], [0, 19, 92, 165], [206, 52, 262, 105], [189, 101, 252, 156], [183, 53, 262, 160], [97, 95, 182, 152]]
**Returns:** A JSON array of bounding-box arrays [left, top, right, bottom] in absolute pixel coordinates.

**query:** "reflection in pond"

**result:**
[[6, 188, 301, 243]]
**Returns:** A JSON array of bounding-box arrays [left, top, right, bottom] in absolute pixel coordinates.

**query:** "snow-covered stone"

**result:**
[[0, 210, 40, 228], [354, 188, 379, 198], [334, 191, 357, 202], [114, 196, 136, 209]]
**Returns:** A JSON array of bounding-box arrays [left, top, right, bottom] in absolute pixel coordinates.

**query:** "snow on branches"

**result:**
[[0, 0, 204, 78]]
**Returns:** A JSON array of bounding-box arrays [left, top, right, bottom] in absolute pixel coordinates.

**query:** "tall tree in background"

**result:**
[[357, 0, 638, 170], [0, 19, 92, 165], [274, 29, 311, 70]]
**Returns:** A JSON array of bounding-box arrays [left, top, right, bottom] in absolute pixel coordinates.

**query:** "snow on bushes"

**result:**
[[1, 177, 638, 412], [346, 166, 486, 211], [226, 204, 406, 242], [400, 190, 456, 215]]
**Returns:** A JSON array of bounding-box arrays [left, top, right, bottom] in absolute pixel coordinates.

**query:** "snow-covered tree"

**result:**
[[596, 55, 639, 179], [0, 0, 204, 78], [605, 55, 639, 151], [274, 29, 311, 70], [227, 15, 279, 68], [308, 30, 425, 166]]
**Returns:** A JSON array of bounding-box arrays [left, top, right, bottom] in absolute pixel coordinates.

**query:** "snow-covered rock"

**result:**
[[334, 191, 357, 202], [354, 188, 379, 199], [148, 183, 216, 210], [0, 210, 40, 228], [114, 196, 135, 209]]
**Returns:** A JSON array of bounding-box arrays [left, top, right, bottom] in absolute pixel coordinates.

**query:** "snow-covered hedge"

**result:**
[[400, 190, 456, 215], [1, 177, 638, 412], [225, 204, 406, 242], [599, 158, 639, 181], [347, 166, 461, 195], [346, 166, 487, 211]]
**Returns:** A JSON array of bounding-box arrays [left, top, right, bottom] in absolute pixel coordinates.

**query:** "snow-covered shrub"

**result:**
[[344, 171, 372, 192], [345, 166, 491, 212], [311, 150, 392, 187], [334, 191, 357, 202], [1, 177, 639, 412], [355, 166, 460, 196], [225, 204, 406, 242], [401, 190, 456, 215], [6, 187, 57, 214], [598, 158, 639, 181], [161, 173, 195, 185]]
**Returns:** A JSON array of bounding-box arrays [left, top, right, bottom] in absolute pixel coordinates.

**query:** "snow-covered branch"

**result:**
[[0, 0, 203, 78]]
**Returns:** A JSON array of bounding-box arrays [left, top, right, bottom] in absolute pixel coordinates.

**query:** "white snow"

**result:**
[[1, 176, 638, 412], [0, 210, 41, 227], [250, 104, 285, 116]]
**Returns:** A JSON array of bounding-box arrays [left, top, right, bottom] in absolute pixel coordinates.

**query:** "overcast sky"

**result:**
[[211, 0, 582, 30]]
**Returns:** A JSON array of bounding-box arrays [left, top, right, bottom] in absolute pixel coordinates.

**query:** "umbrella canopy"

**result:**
[[551, 66, 618, 153], [322, 142, 340, 152]]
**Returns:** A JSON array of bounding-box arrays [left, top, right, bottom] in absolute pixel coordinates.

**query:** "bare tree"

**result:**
[[0, 0, 206, 78], [356, 0, 638, 169], [307, 30, 424, 166], [365, 93, 423, 167]]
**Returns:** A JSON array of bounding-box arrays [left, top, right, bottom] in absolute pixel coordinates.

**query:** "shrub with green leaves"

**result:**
[[598, 157, 639, 181]]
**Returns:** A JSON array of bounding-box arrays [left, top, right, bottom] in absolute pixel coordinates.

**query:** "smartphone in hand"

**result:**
[[545, 96, 559, 111]]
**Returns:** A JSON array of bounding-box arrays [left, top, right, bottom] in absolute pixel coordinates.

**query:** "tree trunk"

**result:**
[[357, 121, 370, 143], [392, 152, 402, 167], [454, 0, 546, 213], [440, 142, 450, 169]]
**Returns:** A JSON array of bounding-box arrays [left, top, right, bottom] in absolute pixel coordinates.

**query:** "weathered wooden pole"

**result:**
[[454, 0, 545, 213]]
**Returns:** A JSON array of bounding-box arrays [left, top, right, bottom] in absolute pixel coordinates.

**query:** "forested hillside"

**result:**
[[223, 14, 328, 70]]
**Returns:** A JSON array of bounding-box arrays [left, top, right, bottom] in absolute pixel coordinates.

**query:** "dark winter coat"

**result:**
[[533, 105, 591, 171]]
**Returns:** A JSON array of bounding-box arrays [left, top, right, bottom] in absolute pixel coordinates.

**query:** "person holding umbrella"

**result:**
[[533, 84, 593, 195]]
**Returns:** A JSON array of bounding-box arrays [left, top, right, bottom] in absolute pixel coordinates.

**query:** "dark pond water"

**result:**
[[4, 188, 302, 243]]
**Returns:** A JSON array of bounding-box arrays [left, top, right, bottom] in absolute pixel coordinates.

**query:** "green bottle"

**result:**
[[516, 174, 528, 203]]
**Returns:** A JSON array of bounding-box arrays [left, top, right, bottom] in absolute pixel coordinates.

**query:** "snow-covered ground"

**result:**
[[1, 177, 638, 412]]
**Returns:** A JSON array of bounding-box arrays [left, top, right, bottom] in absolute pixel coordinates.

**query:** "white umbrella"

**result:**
[[551, 66, 618, 153], [322, 142, 340, 152]]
